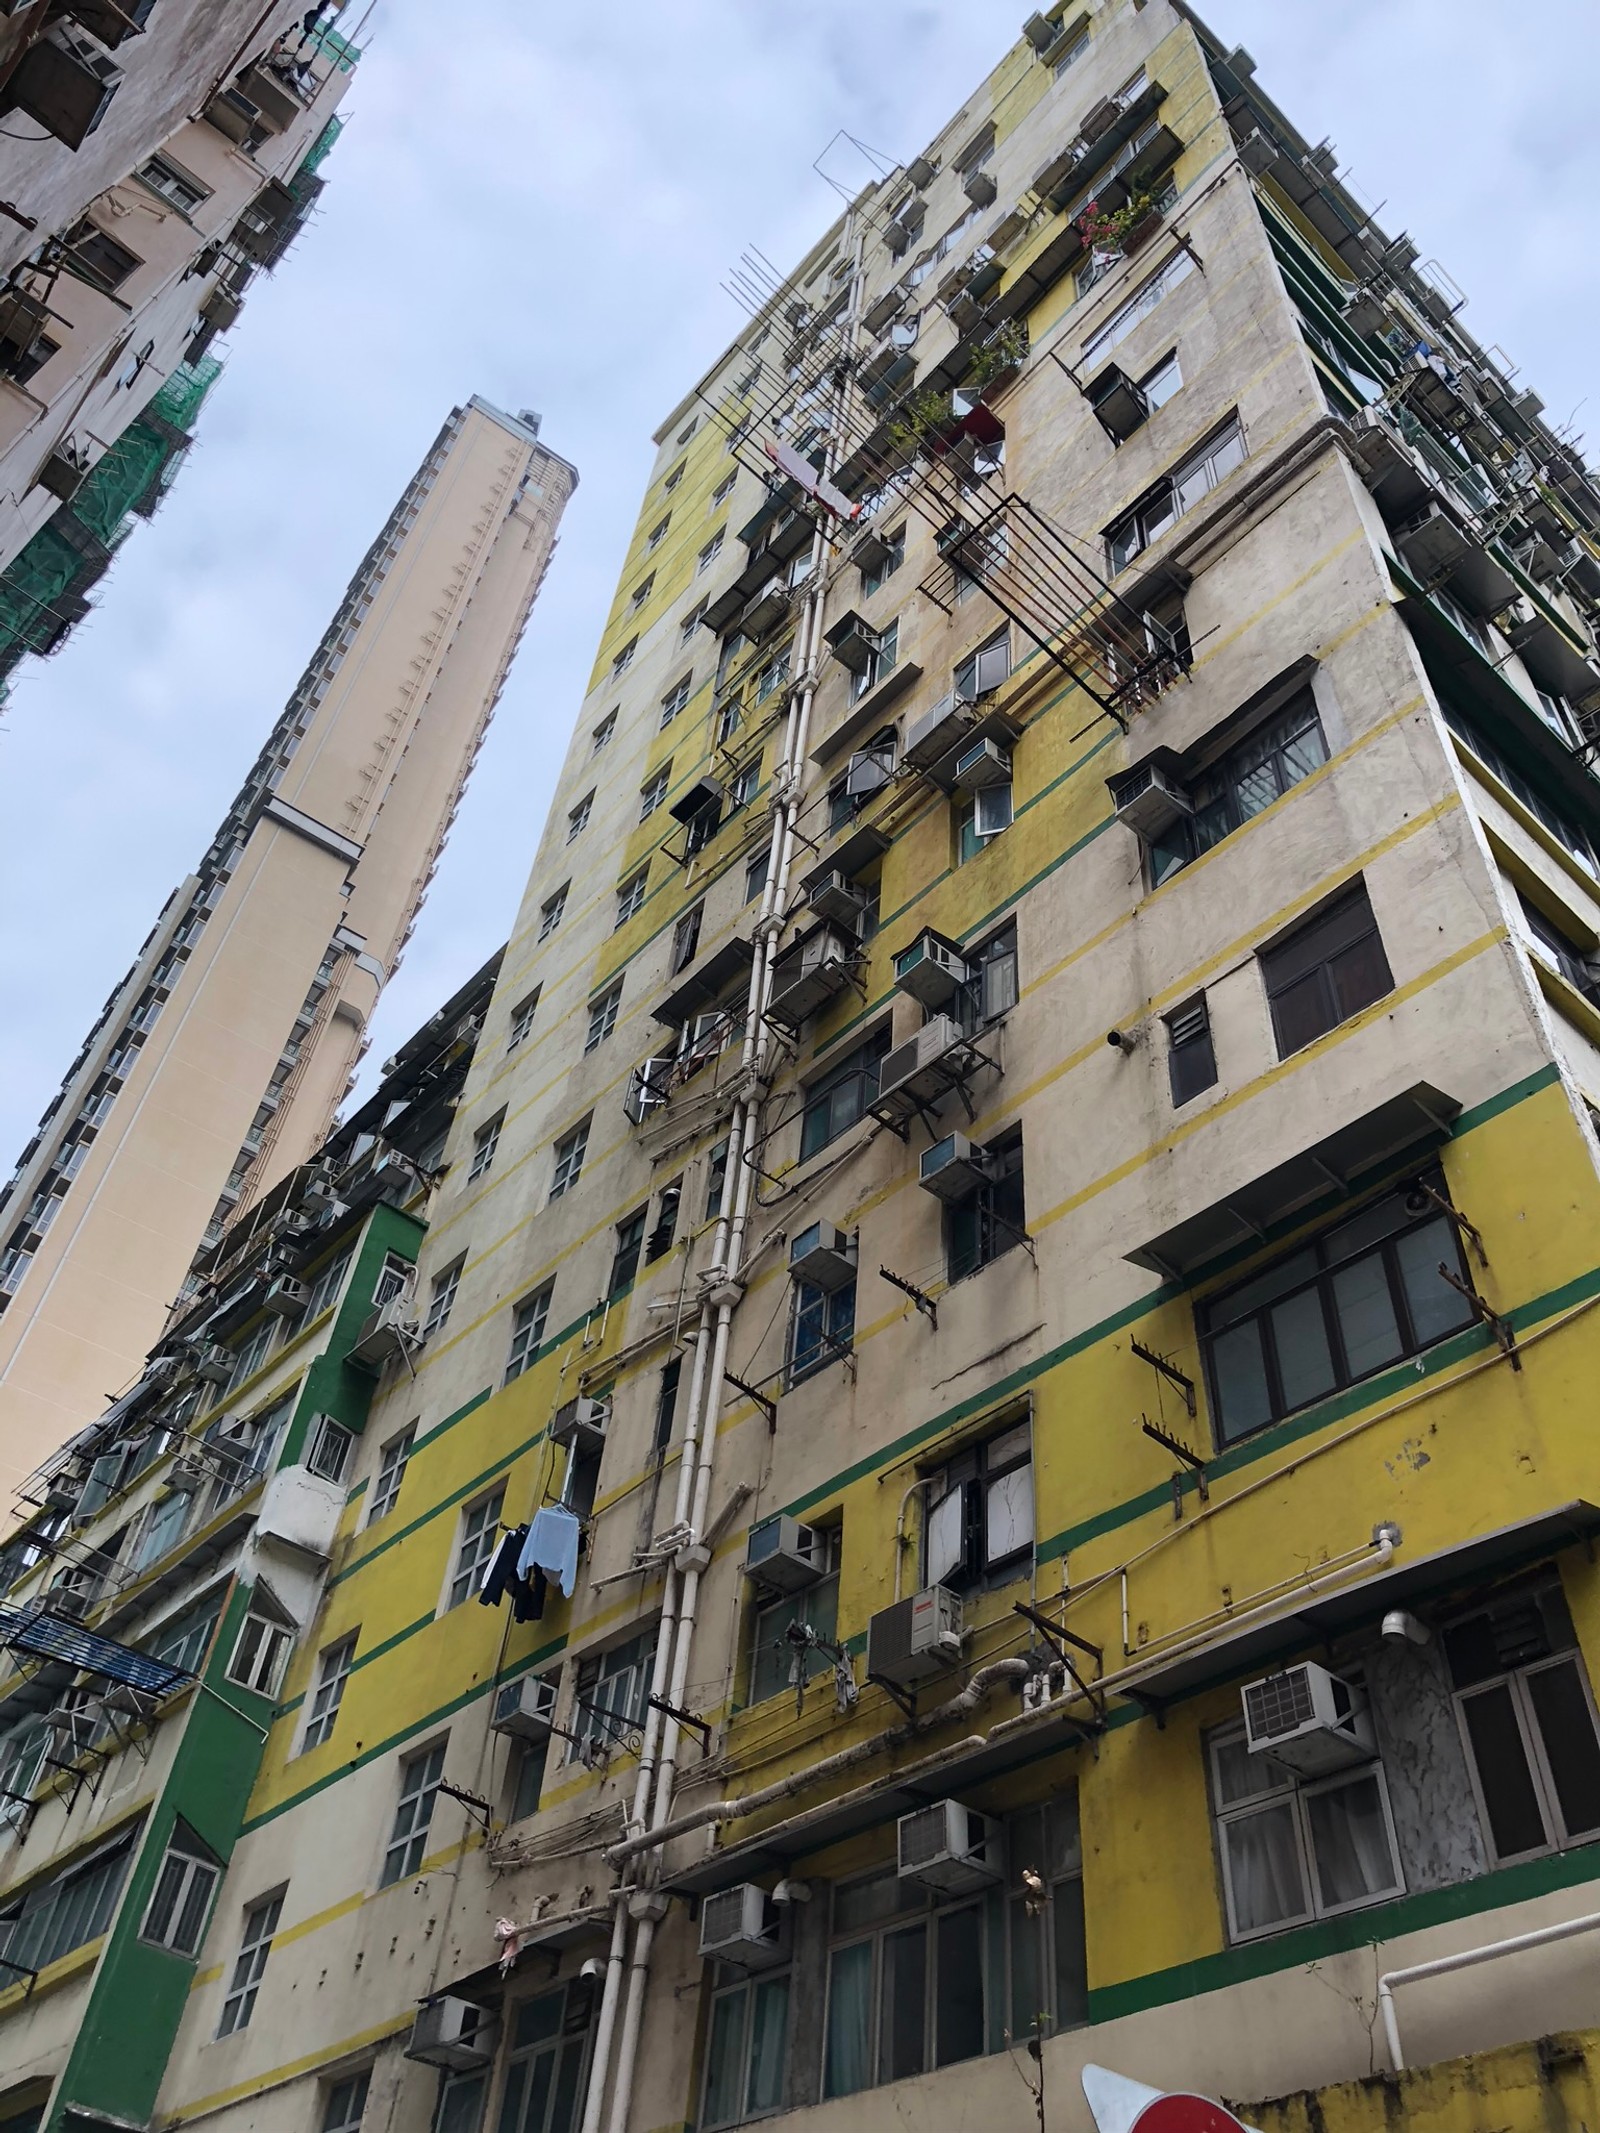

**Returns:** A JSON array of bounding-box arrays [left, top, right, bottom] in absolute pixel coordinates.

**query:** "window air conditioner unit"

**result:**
[[405, 1997, 498, 2071], [3, 25, 122, 150], [919, 1133, 995, 1203], [1087, 364, 1150, 443], [962, 168, 998, 208], [1107, 757, 1193, 839], [905, 155, 936, 191], [744, 1515, 826, 1593], [906, 694, 976, 772], [1022, 13, 1057, 55], [876, 1015, 965, 1109], [349, 1294, 421, 1371], [47, 1584, 93, 1622], [952, 738, 1012, 792], [698, 1883, 786, 1967], [43, 1470, 84, 1512], [551, 1396, 610, 1458], [805, 870, 868, 930], [492, 1675, 557, 1742], [892, 931, 971, 1008], [769, 926, 854, 1027], [1079, 96, 1122, 143], [788, 1222, 856, 1292], [1241, 1662, 1374, 1776], [866, 1585, 964, 1689], [897, 1800, 1000, 1892], [824, 610, 878, 675], [167, 1455, 208, 1490], [299, 1173, 339, 1217], [263, 1275, 308, 1318], [193, 1342, 234, 1386]]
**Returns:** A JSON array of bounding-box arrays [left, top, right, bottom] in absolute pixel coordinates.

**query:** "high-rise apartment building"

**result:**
[[0, 398, 577, 1495], [0, 4, 361, 647], [6, 3, 1600, 2130]]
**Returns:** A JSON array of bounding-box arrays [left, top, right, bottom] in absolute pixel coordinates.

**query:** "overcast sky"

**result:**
[[1, 0, 1596, 1170]]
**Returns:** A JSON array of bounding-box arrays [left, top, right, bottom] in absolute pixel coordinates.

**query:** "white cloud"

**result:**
[[1, 0, 1595, 1168]]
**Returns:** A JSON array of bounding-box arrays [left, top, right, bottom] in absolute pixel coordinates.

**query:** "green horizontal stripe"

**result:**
[[274, 1609, 438, 1721]]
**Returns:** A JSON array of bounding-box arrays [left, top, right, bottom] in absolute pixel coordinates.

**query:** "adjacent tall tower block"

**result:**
[[0, 398, 576, 1490]]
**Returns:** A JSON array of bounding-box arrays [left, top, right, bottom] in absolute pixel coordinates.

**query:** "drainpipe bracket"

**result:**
[[674, 1543, 713, 1575], [706, 1279, 745, 1309], [627, 1890, 670, 1923]]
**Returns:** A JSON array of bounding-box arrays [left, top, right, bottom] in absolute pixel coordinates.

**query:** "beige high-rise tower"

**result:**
[[0, 396, 576, 1492]]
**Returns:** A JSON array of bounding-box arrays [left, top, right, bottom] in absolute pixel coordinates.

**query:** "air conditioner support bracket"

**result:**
[[648, 1693, 711, 1759], [437, 1777, 495, 1835], [878, 1264, 938, 1328], [1437, 1263, 1520, 1369], [724, 1371, 778, 1432], [1130, 1338, 1195, 1416], [866, 1671, 917, 1721], [1013, 1601, 1107, 1725], [1140, 1413, 1210, 1518]]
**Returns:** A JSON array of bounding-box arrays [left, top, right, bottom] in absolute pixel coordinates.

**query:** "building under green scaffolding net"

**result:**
[[0, 356, 223, 691]]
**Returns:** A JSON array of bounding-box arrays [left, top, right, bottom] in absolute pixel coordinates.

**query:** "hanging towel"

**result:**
[[519, 1505, 581, 1597], [478, 1525, 528, 1609]]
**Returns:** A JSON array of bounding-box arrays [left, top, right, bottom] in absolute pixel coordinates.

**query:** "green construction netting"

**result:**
[[297, 114, 344, 182], [0, 358, 224, 670]]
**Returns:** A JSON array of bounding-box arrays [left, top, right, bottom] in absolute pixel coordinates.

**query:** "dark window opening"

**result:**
[[1166, 995, 1216, 1105], [946, 1128, 1026, 1283], [1260, 881, 1393, 1057], [800, 1027, 893, 1161], [1149, 688, 1328, 886], [923, 1414, 1032, 1591], [610, 1209, 647, 1298], [790, 1278, 855, 1385], [653, 1357, 681, 1453]]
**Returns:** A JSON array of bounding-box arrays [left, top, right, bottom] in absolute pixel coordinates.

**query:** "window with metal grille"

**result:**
[[468, 1113, 503, 1182], [380, 1743, 445, 1884], [139, 1822, 219, 1957], [1165, 996, 1216, 1105], [1259, 882, 1393, 1057], [301, 1633, 357, 1751], [505, 1284, 554, 1383], [585, 980, 624, 1054], [549, 1121, 590, 1201], [218, 1891, 282, 2034], [748, 1528, 840, 1706], [569, 1629, 656, 1762], [1445, 1578, 1600, 1865], [447, 1489, 505, 1611], [368, 1425, 414, 1523], [1199, 1174, 1477, 1445]]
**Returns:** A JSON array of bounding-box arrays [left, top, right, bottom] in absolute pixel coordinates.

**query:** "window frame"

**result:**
[[616, 866, 650, 927], [640, 766, 672, 821], [368, 1424, 415, 1523], [701, 1963, 792, 2129], [508, 988, 540, 1050], [800, 1027, 893, 1162], [226, 1609, 292, 1697], [468, 1112, 504, 1183], [549, 1120, 591, 1201], [380, 1742, 446, 1886], [945, 1127, 1026, 1284], [820, 1868, 986, 2100], [922, 1413, 1033, 1592], [301, 1632, 358, 1752], [422, 1258, 464, 1341], [566, 791, 594, 842], [788, 1276, 856, 1387], [537, 885, 569, 941], [585, 979, 625, 1053], [1105, 415, 1246, 573], [1165, 995, 1217, 1105], [446, 1487, 506, 1612], [138, 1821, 220, 1958], [1148, 687, 1329, 887], [218, 1889, 283, 2036], [567, 1629, 656, 1765], [1258, 881, 1394, 1059], [505, 1284, 554, 1384]]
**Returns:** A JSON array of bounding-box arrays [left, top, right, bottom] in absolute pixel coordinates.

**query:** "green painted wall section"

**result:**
[[281, 1202, 423, 1468]]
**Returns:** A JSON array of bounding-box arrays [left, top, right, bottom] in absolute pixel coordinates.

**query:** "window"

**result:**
[[448, 1488, 505, 1611], [422, 1259, 463, 1340], [702, 1965, 791, 2129], [368, 1425, 414, 1522], [1533, 688, 1578, 745], [305, 1247, 353, 1320], [946, 1129, 1026, 1283], [550, 1120, 590, 1201], [755, 643, 791, 703], [683, 790, 722, 856], [851, 619, 899, 702], [301, 1633, 357, 1751], [139, 153, 210, 213], [1514, 892, 1600, 1005], [610, 1209, 647, 1298], [1106, 417, 1246, 572], [1166, 996, 1217, 1104], [1148, 689, 1329, 885], [468, 1113, 503, 1182], [434, 2070, 487, 2133], [585, 979, 624, 1053], [956, 782, 1013, 861], [1003, 1791, 1088, 2040], [652, 1357, 681, 1453], [0, 1830, 136, 1978], [1209, 1714, 1402, 1941], [861, 527, 904, 597], [616, 867, 649, 928], [306, 1414, 354, 1484], [1199, 1174, 1478, 1446], [538, 885, 569, 940], [566, 791, 594, 841], [1259, 882, 1393, 1057], [698, 528, 726, 573], [381, 1743, 446, 1885], [640, 766, 672, 820], [749, 1528, 840, 1705], [680, 599, 709, 644], [496, 1982, 595, 2132], [228, 1317, 277, 1392], [1439, 699, 1600, 879], [821, 1867, 985, 2099], [321, 2070, 370, 2132], [729, 758, 760, 810], [591, 710, 617, 755], [511, 1728, 550, 1823], [64, 217, 140, 290], [744, 850, 770, 903], [954, 626, 1010, 705], [1445, 1578, 1600, 1864], [706, 1138, 731, 1220], [505, 1284, 554, 1383], [509, 988, 541, 1049], [924, 1415, 1032, 1590], [569, 1628, 656, 1762], [712, 472, 738, 507], [218, 1892, 282, 2034], [631, 574, 654, 609], [145, 1590, 223, 1675], [1140, 349, 1183, 410], [664, 461, 686, 491], [611, 637, 638, 678], [1430, 584, 1487, 651], [139, 1822, 219, 1957], [1053, 24, 1090, 73], [660, 674, 693, 725], [789, 1274, 855, 1385], [647, 518, 670, 549], [228, 1609, 292, 1696], [646, 1182, 681, 1263], [678, 416, 698, 445], [800, 1027, 893, 1161], [969, 920, 1018, 1022]]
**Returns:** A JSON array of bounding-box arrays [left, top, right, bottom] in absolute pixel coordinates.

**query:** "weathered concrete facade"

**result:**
[[10, 3, 1600, 2130]]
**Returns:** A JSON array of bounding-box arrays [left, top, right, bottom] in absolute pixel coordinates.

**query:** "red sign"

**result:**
[[1132, 2098, 1251, 2133]]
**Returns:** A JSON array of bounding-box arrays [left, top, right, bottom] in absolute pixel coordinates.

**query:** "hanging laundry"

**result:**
[[519, 1504, 581, 1597], [478, 1525, 528, 1608], [513, 1565, 547, 1623]]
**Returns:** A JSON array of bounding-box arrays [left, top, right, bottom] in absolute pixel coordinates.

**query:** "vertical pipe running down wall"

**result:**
[[594, 215, 866, 2133]]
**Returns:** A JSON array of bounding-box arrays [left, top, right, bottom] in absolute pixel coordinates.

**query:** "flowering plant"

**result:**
[[1076, 191, 1159, 252]]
